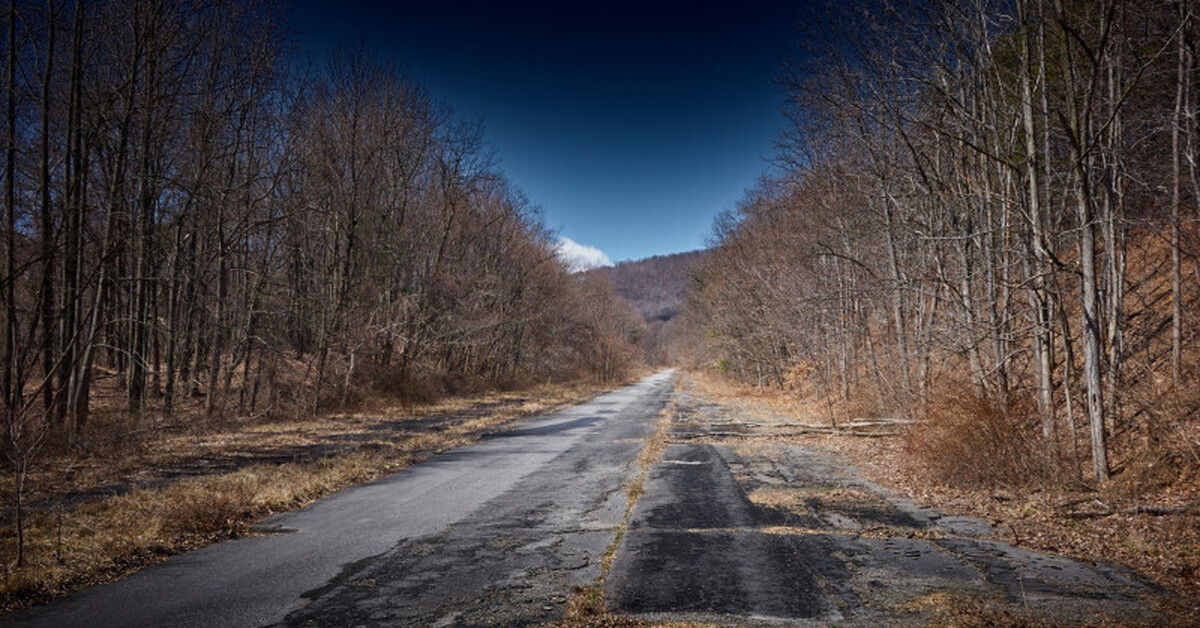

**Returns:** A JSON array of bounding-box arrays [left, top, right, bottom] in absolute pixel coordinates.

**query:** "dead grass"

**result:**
[[547, 614, 730, 628], [901, 591, 1147, 628], [905, 384, 1058, 489], [0, 379, 613, 614], [746, 484, 874, 511], [624, 400, 673, 512]]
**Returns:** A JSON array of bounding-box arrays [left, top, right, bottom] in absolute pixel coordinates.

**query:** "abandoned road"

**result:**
[[3, 370, 1167, 627]]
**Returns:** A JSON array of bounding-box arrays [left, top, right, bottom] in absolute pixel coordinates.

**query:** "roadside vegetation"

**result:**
[[589, 252, 705, 366], [686, 371, 1199, 626], [684, 0, 1200, 491]]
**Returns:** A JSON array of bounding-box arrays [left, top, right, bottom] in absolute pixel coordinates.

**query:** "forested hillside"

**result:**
[[601, 251, 703, 323], [0, 0, 648, 418], [683, 0, 1200, 490], [594, 250, 702, 364]]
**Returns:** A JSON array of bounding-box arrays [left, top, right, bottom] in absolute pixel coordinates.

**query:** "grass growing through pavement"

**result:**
[[551, 398, 738, 628], [552, 399, 671, 627], [0, 382, 610, 614]]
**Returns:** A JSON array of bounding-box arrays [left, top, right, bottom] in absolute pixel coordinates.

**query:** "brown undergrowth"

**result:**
[[0, 378, 616, 615], [905, 385, 1058, 489], [684, 370, 1200, 627]]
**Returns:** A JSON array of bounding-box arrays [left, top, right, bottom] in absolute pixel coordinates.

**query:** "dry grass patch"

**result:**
[[746, 485, 872, 512], [547, 612, 733, 628], [903, 591, 1159, 628], [624, 401, 673, 511], [746, 486, 804, 511], [0, 450, 411, 611]]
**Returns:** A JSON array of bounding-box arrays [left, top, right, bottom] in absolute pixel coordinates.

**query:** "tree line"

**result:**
[[1, 0, 643, 461], [685, 0, 1200, 483]]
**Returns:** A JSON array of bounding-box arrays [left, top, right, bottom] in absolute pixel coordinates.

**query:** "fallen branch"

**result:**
[[676, 417, 913, 440], [1063, 499, 1200, 519], [1126, 502, 1200, 516], [769, 428, 905, 438], [676, 431, 748, 439], [1060, 499, 1104, 513], [843, 417, 918, 425], [765, 418, 915, 430]]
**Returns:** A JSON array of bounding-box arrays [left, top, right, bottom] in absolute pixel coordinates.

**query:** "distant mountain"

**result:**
[[596, 250, 704, 324]]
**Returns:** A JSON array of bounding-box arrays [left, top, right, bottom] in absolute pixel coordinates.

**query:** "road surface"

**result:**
[[3, 371, 1168, 627], [3, 370, 677, 628], [605, 388, 1166, 627]]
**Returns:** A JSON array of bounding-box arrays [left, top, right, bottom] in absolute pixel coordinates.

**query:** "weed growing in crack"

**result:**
[[554, 400, 675, 627]]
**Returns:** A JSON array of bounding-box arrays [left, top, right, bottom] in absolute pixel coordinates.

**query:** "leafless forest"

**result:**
[[0, 0, 648, 559], [4, 0, 1200, 611], [684, 0, 1200, 488], [592, 251, 703, 364]]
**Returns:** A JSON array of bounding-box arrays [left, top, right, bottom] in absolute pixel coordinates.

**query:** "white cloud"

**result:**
[[555, 236, 612, 273]]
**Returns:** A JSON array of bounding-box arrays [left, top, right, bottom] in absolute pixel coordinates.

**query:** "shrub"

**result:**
[[163, 477, 254, 537], [906, 385, 1055, 489]]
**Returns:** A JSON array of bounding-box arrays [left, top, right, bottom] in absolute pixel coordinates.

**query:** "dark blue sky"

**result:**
[[289, 1, 808, 264]]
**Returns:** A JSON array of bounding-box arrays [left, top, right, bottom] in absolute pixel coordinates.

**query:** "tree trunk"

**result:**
[[1055, 0, 1110, 483], [206, 216, 226, 416], [1020, 0, 1056, 437], [4, 0, 17, 411], [1172, 0, 1188, 384], [38, 1, 59, 413], [57, 0, 85, 427]]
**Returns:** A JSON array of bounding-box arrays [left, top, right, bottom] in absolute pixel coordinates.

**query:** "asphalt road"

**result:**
[[3, 370, 677, 628], [4, 372, 1168, 628]]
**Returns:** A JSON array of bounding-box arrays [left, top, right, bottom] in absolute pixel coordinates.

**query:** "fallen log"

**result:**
[[1063, 499, 1200, 519]]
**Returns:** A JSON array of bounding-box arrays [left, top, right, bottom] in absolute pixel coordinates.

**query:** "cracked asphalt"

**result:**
[[606, 389, 1167, 627], [1, 372, 1169, 627], [276, 374, 674, 628]]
